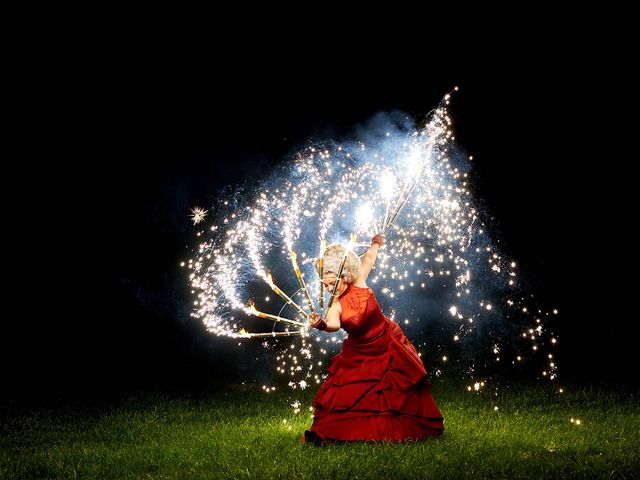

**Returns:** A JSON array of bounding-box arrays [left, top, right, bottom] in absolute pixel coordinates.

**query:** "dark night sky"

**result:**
[[6, 46, 636, 403]]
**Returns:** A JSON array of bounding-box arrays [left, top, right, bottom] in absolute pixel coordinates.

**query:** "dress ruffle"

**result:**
[[307, 286, 444, 442]]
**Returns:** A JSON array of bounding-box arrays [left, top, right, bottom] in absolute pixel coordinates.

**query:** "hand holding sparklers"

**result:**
[[371, 234, 385, 247], [309, 312, 328, 331]]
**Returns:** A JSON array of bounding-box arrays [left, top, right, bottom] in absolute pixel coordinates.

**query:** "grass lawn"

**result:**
[[1, 379, 638, 479]]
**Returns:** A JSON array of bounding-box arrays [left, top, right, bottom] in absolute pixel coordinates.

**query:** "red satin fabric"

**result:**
[[307, 285, 444, 442]]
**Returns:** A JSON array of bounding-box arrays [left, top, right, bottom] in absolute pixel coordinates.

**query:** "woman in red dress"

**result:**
[[301, 234, 444, 444]]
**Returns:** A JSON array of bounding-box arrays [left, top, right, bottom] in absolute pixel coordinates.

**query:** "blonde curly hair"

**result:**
[[316, 244, 361, 284]]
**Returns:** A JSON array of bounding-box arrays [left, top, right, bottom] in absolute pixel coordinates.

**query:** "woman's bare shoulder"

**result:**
[[331, 299, 342, 313]]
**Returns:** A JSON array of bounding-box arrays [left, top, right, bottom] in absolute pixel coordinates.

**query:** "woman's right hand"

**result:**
[[309, 312, 321, 326]]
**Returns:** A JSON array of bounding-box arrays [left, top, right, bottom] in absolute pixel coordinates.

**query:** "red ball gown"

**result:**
[[307, 284, 444, 442]]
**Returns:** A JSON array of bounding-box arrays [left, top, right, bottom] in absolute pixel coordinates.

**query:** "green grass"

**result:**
[[1, 380, 639, 479]]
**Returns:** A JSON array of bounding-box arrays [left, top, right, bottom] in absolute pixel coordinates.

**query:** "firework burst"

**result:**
[[190, 206, 208, 225]]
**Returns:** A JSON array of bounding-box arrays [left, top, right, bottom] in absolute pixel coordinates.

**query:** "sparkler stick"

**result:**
[[264, 273, 311, 319], [384, 187, 415, 233], [382, 199, 392, 234], [238, 329, 301, 338], [318, 240, 327, 313], [371, 218, 381, 237], [326, 256, 346, 310], [326, 234, 357, 310], [383, 166, 424, 233], [247, 303, 305, 326], [290, 251, 315, 313], [380, 176, 395, 233]]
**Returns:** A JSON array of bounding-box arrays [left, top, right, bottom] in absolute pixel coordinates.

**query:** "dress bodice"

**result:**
[[338, 284, 388, 341]]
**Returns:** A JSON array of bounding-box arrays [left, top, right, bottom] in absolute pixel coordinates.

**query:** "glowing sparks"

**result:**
[[185, 90, 561, 395], [380, 175, 397, 200], [190, 206, 208, 224], [356, 203, 376, 234]]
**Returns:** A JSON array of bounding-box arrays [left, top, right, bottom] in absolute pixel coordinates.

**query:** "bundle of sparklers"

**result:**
[[237, 176, 424, 340]]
